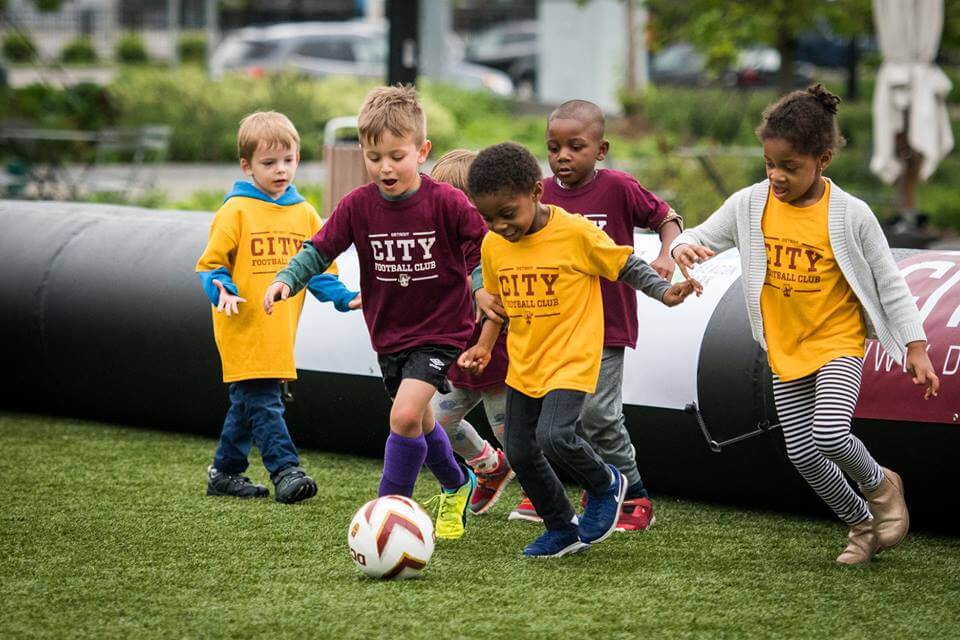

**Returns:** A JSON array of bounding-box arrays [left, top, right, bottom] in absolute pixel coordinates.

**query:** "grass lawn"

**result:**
[[2, 412, 959, 639]]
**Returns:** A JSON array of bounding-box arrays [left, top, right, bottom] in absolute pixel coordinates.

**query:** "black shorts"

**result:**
[[377, 345, 460, 399]]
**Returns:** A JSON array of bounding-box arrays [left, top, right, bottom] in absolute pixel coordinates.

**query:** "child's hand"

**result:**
[[457, 345, 492, 376], [348, 292, 362, 310], [650, 255, 676, 281], [661, 278, 702, 307], [263, 281, 291, 315], [672, 244, 715, 280], [906, 341, 940, 399], [474, 288, 506, 324], [213, 279, 246, 317]]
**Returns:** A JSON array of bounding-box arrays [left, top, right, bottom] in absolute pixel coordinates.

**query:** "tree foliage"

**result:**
[[646, 0, 873, 91]]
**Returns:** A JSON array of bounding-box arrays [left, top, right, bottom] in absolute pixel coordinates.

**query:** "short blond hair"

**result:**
[[237, 111, 300, 161], [357, 85, 426, 147], [430, 149, 477, 192]]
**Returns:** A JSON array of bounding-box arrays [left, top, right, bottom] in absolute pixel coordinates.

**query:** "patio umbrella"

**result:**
[[870, 0, 954, 205]]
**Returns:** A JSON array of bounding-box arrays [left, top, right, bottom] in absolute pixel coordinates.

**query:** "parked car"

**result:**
[[727, 47, 815, 89], [464, 20, 537, 99], [210, 20, 514, 96], [649, 42, 814, 89], [649, 42, 710, 87]]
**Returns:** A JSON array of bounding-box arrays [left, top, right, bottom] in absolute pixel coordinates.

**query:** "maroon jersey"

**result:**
[[310, 175, 486, 354], [541, 168, 670, 349]]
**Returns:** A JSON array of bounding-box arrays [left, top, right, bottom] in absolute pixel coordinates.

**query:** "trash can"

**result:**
[[323, 116, 367, 217]]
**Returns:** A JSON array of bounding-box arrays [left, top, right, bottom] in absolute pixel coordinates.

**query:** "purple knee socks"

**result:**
[[378, 432, 427, 497], [423, 423, 465, 490]]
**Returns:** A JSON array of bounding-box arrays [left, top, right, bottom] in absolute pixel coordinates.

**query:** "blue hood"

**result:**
[[224, 180, 305, 206]]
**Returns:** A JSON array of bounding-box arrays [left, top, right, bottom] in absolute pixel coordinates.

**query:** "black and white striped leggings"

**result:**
[[771, 356, 885, 526]]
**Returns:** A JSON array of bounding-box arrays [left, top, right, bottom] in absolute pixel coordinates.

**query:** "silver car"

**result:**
[[210, 20, 514, 96]]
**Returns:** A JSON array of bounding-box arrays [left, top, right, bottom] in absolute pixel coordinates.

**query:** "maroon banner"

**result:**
[[856, 251, 960, 425]]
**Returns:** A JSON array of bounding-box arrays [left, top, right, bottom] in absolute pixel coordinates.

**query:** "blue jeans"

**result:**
[[213, 380, 300, 476], [505, 387, 610, 532]]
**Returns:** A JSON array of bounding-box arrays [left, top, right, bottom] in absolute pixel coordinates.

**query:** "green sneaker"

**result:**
[[426, 466, 477, 540]]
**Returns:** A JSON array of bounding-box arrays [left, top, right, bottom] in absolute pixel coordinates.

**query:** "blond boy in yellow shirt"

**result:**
[[196, 111, 358, 503], [458, 142, 698, 557]]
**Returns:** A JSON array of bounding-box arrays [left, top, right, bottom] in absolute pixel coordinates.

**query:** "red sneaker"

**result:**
[[469, 449, 515, 516], [615, 497, 655, 532], [507, 493, 542, 523]]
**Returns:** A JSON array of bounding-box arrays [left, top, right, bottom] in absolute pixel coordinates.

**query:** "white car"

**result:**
[[210, 21, 514, 96]]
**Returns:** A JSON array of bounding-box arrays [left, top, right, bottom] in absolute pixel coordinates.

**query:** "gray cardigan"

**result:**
[[670, 179, 926, 364]]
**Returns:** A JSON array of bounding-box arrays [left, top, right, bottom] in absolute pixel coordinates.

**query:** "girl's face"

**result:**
[[472, 181, 548, 243], [762, 137, 832, 207]]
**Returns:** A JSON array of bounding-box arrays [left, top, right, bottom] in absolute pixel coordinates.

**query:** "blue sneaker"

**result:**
[[523, 529, 590, 558], [578, 464, 627, 544]]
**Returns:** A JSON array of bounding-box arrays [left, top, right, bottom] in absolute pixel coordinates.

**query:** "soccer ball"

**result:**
[[348, 495, 435, 580]]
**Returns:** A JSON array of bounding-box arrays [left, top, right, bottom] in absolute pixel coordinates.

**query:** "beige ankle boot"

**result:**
[[836, 519, 878, 565], [863, 467, 909, 551]]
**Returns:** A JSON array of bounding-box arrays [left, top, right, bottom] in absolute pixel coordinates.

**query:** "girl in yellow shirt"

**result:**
[[671, 85, 939, 565], [458, 142, 698, 557]]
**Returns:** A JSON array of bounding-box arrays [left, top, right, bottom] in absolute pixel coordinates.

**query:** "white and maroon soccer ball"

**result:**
[[347, 495, 435, 580]]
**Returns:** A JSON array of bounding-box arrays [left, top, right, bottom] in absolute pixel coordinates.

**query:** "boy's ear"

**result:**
[[240, 157, 252, 176], [417, 139, 432, 163], [597, 139, 610, 161], [532, 179, 543, 202]]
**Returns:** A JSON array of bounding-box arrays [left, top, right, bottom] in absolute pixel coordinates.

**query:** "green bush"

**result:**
[[115, 32, 149, 64], [3, 32, 36, 62], [621, 87, 775, 145], [177, 31, 206, 65], [6, 81, 116, 131], [60, 37, 98, 64], [108, 69, 458, 162]]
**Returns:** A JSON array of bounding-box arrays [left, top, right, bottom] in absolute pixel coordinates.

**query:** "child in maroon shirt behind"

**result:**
[[539, 99, 683, 531]]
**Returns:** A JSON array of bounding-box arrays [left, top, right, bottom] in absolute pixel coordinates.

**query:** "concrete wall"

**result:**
[[537, 0, 649, 112]]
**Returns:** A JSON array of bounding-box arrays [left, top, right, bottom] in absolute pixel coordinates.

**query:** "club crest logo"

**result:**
[[398, 274, 411, 287], [782, 284, 793, 297]]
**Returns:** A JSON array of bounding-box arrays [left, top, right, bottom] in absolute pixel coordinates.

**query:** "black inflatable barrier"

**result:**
[[1, 201, 956, 533]]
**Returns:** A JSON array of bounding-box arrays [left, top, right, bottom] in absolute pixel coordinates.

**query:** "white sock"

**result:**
[[467, 442, 499, 473]]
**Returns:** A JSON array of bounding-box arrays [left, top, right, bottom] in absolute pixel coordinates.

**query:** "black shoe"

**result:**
[[207, 466, 269, 498], [271, 466, 317, 504]]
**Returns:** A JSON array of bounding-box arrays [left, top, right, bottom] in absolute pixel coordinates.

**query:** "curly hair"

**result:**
[[755, 84, 846, 157], [467, 142, 542, 198]]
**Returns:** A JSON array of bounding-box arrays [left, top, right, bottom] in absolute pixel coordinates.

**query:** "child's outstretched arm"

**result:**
[[211, 279, 246, 316], [306, 273, 361, 312], [264, 241, 334, 314], [669, 189, 746, 280], [196, 215, 246, 316], [905, 341, 940, 399], [650, 212, 683, 281], [457, 312, 504, 376], [619, 253, 701, 307], [671, 243, 717, 281]]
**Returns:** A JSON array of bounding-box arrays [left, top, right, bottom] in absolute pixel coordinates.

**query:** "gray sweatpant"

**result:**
[[431, 385, 506, 461], [577, 346, 642, 488]]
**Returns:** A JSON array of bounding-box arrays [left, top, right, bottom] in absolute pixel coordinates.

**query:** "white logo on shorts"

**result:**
[[428, 358, 444, 371]]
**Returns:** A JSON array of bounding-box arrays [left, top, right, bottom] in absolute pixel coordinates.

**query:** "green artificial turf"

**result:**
[[2, 412, 959, 639]]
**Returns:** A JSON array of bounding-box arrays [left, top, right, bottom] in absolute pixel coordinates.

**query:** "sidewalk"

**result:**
[[88, 161, 326, 201]]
